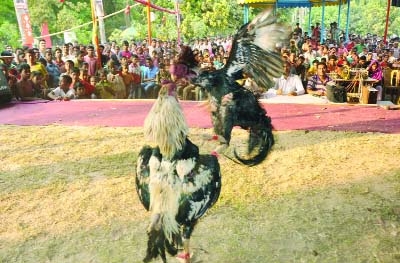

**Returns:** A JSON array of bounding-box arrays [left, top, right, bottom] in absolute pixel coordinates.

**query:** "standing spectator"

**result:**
[[83, 45, 98, 77], [110, 45, 121, 68], [44, 49, 61, 89], [312, 22, 321, 41], [25, 48, 49, 87], [293, 22, 303, 36], [54, 47, 65, 69], [128, 54, 142, 98], [73, 51, 85, 69], [61, 43, 74, 62], [119, 40, 132, 60], [136, 46, 147, 66], [60, 59, 74, 76], [295, 55, 307, 88], [98, 44, 109, 68], [38, 39, 47, 59]]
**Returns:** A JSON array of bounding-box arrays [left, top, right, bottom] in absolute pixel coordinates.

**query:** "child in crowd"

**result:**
[[47, 74, 74, 100], [30, 71, 47, 99], [95, 69, 115, 99], [89, 76, 97, 98], [74, 81, 90, 99], [128, 54, 142, 99], [120, 64, 134, 99], [15, 63, 41, 101], [107, 62, 125, 99]]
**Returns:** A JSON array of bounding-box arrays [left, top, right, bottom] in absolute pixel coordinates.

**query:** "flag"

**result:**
[[40, 22, 52, 48]]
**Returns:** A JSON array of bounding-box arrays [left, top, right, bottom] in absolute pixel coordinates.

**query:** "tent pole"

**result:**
[[321, 0, 326, 43], [383, 0, 391, 43], [147, 0, 151, 45], [337, 0, 342, 27], [345, 0, 350, 42], [308, 7, 312, 37]]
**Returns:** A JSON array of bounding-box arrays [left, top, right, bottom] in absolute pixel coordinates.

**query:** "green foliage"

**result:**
[[0, 21, 20, 48], [2, 0, 400, 49]]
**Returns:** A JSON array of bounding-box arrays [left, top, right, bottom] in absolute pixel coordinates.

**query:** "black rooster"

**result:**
[[191, 8, 290, 166], [136, 86, 221, 263]]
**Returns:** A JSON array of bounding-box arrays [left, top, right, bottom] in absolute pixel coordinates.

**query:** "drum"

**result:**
[[326, 82, 347, 103]]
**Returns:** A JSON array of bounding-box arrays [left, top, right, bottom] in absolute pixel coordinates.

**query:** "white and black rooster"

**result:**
[[191, 8, 290, 166], [136, 85, 221, 263]]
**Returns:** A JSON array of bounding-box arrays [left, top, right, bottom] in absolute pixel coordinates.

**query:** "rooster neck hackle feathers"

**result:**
[[144, 91, 189, 160]]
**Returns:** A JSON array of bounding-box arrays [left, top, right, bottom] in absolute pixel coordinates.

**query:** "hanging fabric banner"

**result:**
[[13, 0, 34, 47], [40, 22, 53, 48]]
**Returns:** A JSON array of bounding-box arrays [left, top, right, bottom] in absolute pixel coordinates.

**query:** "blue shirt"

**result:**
[[141, 65, 159, 80]]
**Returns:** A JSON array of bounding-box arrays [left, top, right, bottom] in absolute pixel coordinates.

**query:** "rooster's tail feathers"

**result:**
[[233, 117, 274, 166], [143, 214, 182, 262]]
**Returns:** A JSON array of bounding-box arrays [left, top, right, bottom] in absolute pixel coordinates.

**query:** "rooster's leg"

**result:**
[[176, 238, 191, 263]]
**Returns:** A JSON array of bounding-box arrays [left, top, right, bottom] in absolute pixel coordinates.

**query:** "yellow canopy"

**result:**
[[237, 0, 348, 8]]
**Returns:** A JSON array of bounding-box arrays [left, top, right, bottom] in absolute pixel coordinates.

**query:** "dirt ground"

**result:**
[[0, 125, 399, 262]]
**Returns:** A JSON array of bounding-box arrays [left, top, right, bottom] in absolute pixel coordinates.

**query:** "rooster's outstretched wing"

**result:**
[[224, 8, 290, 89]]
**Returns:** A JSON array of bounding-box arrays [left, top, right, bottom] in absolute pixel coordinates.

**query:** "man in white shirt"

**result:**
[[273, 62, 305, 96]]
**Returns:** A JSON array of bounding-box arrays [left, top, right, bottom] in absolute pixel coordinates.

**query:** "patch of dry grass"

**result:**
[[0, 125, 399, 262]]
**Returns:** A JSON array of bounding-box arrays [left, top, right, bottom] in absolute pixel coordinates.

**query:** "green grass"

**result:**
[[0, 125, 399, 262]]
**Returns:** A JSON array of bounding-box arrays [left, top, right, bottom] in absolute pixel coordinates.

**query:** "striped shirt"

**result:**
[[306, 74, 332, 92]]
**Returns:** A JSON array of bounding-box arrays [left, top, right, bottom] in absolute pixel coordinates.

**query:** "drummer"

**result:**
[[306, 62, 332, 96]]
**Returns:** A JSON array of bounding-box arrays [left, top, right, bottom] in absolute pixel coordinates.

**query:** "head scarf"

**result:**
[[368, 60, 383, 81]]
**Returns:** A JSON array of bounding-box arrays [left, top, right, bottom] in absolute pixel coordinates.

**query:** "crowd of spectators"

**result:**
[[0, 36, 233, 101], [1, 22, 400, 103], [274, 22, 400, 102]]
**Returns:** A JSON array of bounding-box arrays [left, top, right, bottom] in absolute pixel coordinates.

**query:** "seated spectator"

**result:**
[[327, 55, 338, 73], [140, 57, 159, 98], [156, 62, 172, 85], [366, 60, 383, 101], [265, 62, 305, 97], [47, 74, 74, 100], [306, 62, 332, 96], [356, 55, 368, 68]]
